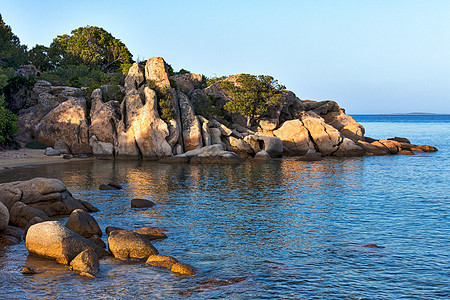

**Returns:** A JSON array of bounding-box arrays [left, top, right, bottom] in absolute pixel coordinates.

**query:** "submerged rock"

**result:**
[[131, 199, 155, 208], [69, 249, 99, 275], [146, 255, 178, 269], [171, 262, 196, 275], [108, 230, 158, 260]]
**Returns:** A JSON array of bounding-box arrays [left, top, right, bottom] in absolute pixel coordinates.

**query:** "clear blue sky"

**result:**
[[1, 0, 449, 114]]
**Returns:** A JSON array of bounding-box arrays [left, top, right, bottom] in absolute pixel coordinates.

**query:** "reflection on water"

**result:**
[[0, 154, 448, 299]]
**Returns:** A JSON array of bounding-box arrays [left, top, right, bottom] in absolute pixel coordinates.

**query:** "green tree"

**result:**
[[0, 106, 18, 146], [220, 74, 285, 126], [28, 45, 53, 72], [0, 13, 28, 69], [49, 26, 133, 72]]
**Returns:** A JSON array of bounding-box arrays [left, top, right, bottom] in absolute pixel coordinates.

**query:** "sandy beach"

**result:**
[[0, 149, 92, 171]]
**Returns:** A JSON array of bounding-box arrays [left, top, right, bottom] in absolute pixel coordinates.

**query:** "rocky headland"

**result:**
[[5, 57, 437, 164]]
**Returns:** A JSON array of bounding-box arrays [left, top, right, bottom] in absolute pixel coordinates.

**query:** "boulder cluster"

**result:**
[[0, 178, 195, 278], [11, 57, 437, 161]]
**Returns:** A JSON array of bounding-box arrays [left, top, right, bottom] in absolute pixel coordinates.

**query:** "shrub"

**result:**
[[0, 106, 18, 146], [25, 140, 46, 149], [147, 80, 174, 122]]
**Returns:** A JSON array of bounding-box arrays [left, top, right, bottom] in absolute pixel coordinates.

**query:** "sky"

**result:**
[[1, 0, 449, 114]]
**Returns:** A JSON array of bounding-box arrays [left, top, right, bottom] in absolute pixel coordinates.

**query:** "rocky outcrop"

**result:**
[[10, 60, 436, 160], [146, 255, 178, 269], [26, 221, 108, 264], [160, 144, 243, 164]]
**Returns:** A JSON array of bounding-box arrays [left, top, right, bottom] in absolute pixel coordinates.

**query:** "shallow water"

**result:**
[[0, 115, 449, 299]]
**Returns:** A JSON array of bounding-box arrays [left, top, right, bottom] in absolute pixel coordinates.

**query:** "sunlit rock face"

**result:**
[[36, 97, 91, 154]]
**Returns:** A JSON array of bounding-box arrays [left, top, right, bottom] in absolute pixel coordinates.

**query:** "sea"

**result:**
[[0, 114, 449, 299]]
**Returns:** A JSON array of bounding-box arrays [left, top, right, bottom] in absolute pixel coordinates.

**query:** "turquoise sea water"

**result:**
[[0, 115, 449, 299]]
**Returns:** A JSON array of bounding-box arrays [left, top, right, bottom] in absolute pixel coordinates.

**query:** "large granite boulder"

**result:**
[[0, 202, 9, 231], [178, 91, 203, 151], [65, 209, 102, 238], [26, 221, 108, 264], [299, 114, 342, 155], [108, 230, 159, 260], [273, 119, 315, 155], [37, 97, 91, 154], [116, 87, 173, 159], [0, 178, 89, 216]]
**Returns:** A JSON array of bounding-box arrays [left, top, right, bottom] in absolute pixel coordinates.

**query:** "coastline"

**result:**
[[0, 149, 92, 171]]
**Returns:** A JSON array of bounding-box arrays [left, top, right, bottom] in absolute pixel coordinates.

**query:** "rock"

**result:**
[[297, 149, 322, 161], [146, 255, 178, 269], [273, 119, 315, 155], [79, 272, 96, 278], [198, 116, 212, 146], [108, 230, 158, 260], [99, 182, 122, 190], [131, 199, 155, 208], [90, 235, 106, 248], [105, 226, 126, 236], [65, 209, 102, 238], [9, 202, 49, 228], [3, 226, 23, 241], [321, 107, 365, 141], [398, 150, 414, 155], [388, 137, 410, 144], [124, 63, 145, 91], [37, 97, 91, 154], [412, 145, 438, 152], [69, 249, 99, 275], [356, 141, 390, 156], [332, 138, 365, 157], [159, 156, 190, 164], [22, 267, 37, 275], [0, 201, 9, 231], [14, 65, 41, 77], [170, 73, 203, 94], [26, 221, 109, 264], [178, 91, 203, 151], [244, 135, 283, 158], [224, 136, 253, 157], [178, 144, 243, 164], [44, 147, 60, 156], [145, 57, 171, 89], [24, 216, 46, 236], [171, 262, 196, 275], [78, 200, 99, 212], [0, 234, 20, 245], [258, 119, 279, 132], [89, 88, 121, 157], [53, 141, 70, 155], [116, 87, 173, 159], [299, 114, 342, 156], [254, 150, 271, 161], [209, 128, 223, 145], [134, 227, 167, 240], [377, 140, 401, 154]]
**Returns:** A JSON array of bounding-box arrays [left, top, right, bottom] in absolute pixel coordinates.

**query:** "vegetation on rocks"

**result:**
[[147, 80, 174, 122], [220, 74, 286, 126], [0, 105, 18, 146]]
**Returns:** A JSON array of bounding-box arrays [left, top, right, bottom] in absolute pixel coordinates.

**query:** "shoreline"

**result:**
[[0, 149, 93, 171]]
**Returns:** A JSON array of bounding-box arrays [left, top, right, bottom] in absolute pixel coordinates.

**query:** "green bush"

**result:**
[[0, 106, 18, 146], [147, 80, 174, 122], [25, 140, 46, 149]]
